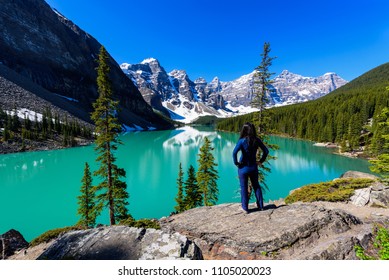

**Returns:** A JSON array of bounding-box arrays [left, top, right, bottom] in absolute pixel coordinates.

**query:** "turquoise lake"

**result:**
[[0, 126, 373, 241]]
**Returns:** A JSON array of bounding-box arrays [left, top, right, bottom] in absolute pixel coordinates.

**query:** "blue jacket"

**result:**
[[232, 137, 269, 169]]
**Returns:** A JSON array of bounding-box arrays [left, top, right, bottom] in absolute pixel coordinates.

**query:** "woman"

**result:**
[[232, 122, 269, 213]]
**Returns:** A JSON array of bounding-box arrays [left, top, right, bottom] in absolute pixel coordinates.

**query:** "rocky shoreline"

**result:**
[[0, 137, 93, 155], [313, 141, 371, 159]]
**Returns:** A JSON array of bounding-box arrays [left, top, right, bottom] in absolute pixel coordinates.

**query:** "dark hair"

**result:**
[[239, 122, 257, 148]]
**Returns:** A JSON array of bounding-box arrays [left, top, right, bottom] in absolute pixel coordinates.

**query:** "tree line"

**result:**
[[0, 106, 92, 149]]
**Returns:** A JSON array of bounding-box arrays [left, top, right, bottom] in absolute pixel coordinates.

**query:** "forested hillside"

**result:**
[[217, 62, 389, 154]]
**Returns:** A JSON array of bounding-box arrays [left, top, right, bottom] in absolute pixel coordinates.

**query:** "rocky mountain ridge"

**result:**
[[121, 58, 348, 123], [0, 0, 171, 130]]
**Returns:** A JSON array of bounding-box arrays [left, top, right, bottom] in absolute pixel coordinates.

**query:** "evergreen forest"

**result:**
[[0, 106, 93, 152]]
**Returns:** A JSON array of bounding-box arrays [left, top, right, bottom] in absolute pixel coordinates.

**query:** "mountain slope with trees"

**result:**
[[0, 0, 172, 130]]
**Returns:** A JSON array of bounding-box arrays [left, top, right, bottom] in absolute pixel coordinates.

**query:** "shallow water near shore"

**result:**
[[0, 126, 373, 241]]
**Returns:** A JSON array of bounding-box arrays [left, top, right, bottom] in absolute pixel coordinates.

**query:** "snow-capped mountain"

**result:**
[[121, 59, 230, 122], [220, 70, 348, 108], [121, 58, 348, 123], [271, 70, 347, 105]]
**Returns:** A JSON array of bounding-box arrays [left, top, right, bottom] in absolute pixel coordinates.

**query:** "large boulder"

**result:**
[[340, 171, 379, 180], [37, 226, 202, 260], [160, 203, 374, 260], [0, 229, 29, 259]]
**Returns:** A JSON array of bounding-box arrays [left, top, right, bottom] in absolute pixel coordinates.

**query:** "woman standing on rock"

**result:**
[[232, 123, 269, 213]]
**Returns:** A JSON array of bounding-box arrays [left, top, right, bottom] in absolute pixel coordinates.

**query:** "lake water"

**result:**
[[0, 126, 373, 241]]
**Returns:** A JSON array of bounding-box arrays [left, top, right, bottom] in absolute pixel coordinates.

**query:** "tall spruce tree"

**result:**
[[251, 42, 275, 135], [91, 46, 129, 225], [184, 165, 202, 210], [174, 162, 185, 213], [77, 162, 97, 228], [250, 42, 278, 190], [197, 137, 219, 206]]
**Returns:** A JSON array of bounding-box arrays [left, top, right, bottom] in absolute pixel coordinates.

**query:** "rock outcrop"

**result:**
[[0, 229, 29, 260], [36, 226, 202, 260], [160, 203, 381, 260], [341, 171, 389, 208], [5, 201, 389, 260], [340, 171, 379, 180]]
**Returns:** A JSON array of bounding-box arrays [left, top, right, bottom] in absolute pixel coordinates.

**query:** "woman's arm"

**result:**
[[232, 140, 242, 166], [257, 139, 269, 164]]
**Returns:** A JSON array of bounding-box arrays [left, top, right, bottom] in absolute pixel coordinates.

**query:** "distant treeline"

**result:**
[[0, 106, 93, 148], [217, 62, 389, 156]]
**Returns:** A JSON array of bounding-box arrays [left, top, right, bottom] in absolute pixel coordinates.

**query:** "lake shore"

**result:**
[[313, 141, 373, 160], [0, 137, 93, 155]]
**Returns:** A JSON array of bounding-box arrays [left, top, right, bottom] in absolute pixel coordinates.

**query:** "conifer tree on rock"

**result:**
[[197, 137, 219, 206], [77, 162, 97, 228], [91, 46, 129, 225]]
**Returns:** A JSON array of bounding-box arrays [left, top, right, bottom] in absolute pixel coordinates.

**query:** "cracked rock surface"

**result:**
[[160, 203, 387, 260], [36, 226, 202, 260]]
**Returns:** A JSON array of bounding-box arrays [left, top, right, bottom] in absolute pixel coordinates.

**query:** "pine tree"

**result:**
[[77, 162, 97, 228], [184, 165, 202, 210], [111, 165, 130, 222], [91, 46, 129, 225], [174, 162, 185, 213], [251, 42, 278, 191], [197, 137, 219, 206], [251, 42, 276, 135]]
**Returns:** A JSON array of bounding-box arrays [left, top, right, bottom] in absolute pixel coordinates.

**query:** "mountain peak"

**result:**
[[280, 70, 290, 75], [141, 58, 159, 65], [169, 69, 188, 78], [278, 70, 302, 78], [194, 77, 207, 84]]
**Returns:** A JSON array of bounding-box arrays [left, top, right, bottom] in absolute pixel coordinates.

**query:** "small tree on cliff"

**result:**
[[91, 46, 129, 225], [77, 162, 97, 228], [197, 137, 219, 206]]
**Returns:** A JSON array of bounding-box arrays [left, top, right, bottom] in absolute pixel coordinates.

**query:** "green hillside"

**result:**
[[217, 62, 389, 154]]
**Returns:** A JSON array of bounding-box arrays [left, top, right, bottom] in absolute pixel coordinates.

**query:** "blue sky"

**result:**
[[45, 0, 389, 82]]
